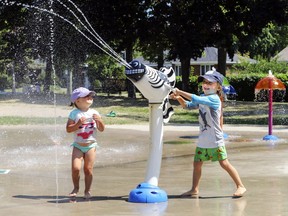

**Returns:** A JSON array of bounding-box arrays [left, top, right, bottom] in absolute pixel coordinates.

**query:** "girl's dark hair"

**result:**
[[69, 102, 79, 109]]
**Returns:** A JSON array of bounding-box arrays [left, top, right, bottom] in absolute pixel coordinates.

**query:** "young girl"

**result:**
[[66, 87, 105, 199], [170, 70, 246, 198]]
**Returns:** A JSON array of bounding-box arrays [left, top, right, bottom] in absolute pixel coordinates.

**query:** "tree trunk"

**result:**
[[156, 51, 164, 69], [72, 62, 83, 89], [66, 69, 72, 95], [43, 56, 52, 94], [125, 45, 136, 98], [180, 57, 191, 91], [217, 47, 227, 76], [11, 61, 16, 94]]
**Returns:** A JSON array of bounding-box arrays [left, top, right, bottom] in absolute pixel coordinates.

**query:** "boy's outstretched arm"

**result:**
[[170, 93, 187, 108]]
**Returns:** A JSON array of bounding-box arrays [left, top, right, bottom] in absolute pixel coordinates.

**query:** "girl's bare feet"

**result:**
[[69, 188, 79, 197], [233, 186, 246, 197], [84, 191, 91, 199]]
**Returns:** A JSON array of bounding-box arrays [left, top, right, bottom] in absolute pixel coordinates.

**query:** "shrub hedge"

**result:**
[[175, 73, 288, 102]]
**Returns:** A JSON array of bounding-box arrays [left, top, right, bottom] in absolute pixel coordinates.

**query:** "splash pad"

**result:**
[[2, 2, 287, 215], [1, 2, 288, 215]]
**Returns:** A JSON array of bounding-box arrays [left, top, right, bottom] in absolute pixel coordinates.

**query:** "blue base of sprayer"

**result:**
[[263, 134, 278, 141], [223, 132, 228, 139], [128, 182, 168, 203]]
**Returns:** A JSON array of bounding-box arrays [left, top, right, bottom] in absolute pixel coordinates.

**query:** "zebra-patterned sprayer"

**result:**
[[125, 60, 175, 104]]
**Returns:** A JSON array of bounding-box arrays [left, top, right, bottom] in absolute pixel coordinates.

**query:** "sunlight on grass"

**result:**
[[0, 116, 67, 125], [0, 93, 287, 125]]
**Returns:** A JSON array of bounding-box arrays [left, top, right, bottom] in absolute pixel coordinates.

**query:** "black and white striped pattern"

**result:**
[[158, 67, 176, 124], [145, 66, 176, 89]]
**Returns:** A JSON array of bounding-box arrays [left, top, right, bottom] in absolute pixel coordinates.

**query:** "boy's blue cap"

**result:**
[[198, 70, 224, 85]]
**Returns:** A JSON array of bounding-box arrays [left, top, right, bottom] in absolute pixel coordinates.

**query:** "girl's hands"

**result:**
[[78, 116, 86, 125], [66, 116, 86, 133], [92, 114, 101, 122], [92, 114, 105, 132]]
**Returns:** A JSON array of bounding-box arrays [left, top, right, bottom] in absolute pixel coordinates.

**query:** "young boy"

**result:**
[[170, 70, 246, 198]]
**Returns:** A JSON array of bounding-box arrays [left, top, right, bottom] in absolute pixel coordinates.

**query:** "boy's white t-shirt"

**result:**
[[186, 94, 224, 148], [68, 108, 99, 144]]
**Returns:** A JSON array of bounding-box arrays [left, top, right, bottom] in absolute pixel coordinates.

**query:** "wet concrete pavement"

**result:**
[[0, 124, 288, 216]]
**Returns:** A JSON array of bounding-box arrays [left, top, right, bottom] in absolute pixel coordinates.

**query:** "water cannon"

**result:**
[[125, 60, 176, 203], [125, 60, 174, 103]]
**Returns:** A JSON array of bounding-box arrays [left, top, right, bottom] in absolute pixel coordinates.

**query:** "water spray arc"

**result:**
[[1, 0, 131, 68]]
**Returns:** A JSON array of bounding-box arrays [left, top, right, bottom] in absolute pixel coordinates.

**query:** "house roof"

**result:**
[[134, 47, 256, 67], [274, 46, 288, 62], [190, 47, 256, 64]]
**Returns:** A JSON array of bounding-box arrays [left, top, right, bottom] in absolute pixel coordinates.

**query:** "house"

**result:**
[[274, 46, 288, 62], [135, 47, 256, 76]]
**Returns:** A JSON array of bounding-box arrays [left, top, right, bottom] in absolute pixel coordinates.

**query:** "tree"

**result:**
[[165, 0, 220, 90], [144, 0, 288, 91], [137, 0, 171, 69], [81, 0, 149, 98], [0, 1, 33, 90], [208, 0, 288, 75], [26, 0, 54, 93], [26, 0, 93, 91], [248, 23, 288, 60], [1, 0, 288, 95], [2, 0, 102, 93], [86, 53, 125, 86]]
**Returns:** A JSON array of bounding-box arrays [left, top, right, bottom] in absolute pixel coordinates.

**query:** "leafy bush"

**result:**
[[0, 73, 11, 91], [228, 59, 288, 101], [175, 75, 200, 94], [176, 59, 288, 101], [176, 73, 287, 101], [230, 59, 288, 74]]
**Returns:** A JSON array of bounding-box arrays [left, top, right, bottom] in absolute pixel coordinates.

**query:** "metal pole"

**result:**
[[144, 103, 163, 186], [268, 79, 273, 135]]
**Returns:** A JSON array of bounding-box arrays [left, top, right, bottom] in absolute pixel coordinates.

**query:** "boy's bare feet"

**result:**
[[69, 188, 79, 197], [233, 186, 246, 197], [181, 189, 199, 198]]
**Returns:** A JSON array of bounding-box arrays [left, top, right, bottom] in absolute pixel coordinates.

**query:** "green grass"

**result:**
[[0, 93, 287, 125], [98, 105, 150, 125], [0, 116, 67, 125], [223, 101, 288, 125]]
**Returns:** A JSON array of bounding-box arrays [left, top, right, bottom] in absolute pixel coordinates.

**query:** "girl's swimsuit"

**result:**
[[71, 142, 98, 153]]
